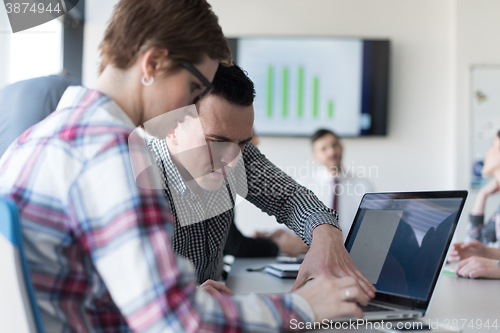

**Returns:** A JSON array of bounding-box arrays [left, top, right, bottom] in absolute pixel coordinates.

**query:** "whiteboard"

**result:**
[[471, 66, 500, 188]]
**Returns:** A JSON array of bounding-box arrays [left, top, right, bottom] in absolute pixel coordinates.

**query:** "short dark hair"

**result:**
[[99, 0, 231, 74], [209, 64, 255, 107], [311, 129, 339, 144]]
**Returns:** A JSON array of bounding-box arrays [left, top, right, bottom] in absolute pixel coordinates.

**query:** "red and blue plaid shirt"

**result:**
[[0, 87, 314, 332]]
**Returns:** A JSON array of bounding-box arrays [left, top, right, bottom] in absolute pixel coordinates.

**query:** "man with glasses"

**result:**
[[146, 64, 376, 298]]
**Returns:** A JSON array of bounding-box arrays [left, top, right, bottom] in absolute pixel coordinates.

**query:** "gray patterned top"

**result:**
[[147, 138, 339, 283]]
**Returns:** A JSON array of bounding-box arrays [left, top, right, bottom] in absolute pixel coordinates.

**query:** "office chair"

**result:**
[[0, 198, 44, 333]]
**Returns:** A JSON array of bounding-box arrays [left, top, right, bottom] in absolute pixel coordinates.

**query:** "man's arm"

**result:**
[[238, 142, 340, 245], [238, 143, 375, 297]]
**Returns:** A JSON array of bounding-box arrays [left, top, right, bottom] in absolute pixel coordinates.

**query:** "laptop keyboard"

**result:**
[[358, 303, 394, 312]]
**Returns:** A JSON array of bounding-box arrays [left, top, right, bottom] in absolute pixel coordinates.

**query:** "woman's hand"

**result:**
[[200, 280, 234, 296], [472, 178, 500, 215], [455, 256, 500, 279], [293, 275, 368, 321], [448, 240, 487, 262]]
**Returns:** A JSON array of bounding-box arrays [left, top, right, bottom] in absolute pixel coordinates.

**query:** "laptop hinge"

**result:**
[[370, 299, 424, 313]]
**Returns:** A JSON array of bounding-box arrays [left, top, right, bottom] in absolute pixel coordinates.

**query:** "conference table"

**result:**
[[225, 258, 500, 332]]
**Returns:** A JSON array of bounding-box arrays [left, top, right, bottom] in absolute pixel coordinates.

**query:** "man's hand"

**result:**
[[455, 256, 500, 279], [200, 280, 234, 296], [291, 224, 376, 299], [448, 240, 487, 262]]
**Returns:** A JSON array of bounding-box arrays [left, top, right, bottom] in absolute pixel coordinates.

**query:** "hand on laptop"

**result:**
[[291, 224, 376, 299], [448, 240, 487, 262], [293, 275, 368, 321]]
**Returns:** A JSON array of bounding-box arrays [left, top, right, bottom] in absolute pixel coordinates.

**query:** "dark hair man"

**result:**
[[147, 64, 376, 308]]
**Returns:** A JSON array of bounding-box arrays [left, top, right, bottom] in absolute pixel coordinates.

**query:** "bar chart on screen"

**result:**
[[238, 37, 364, 136], [265, 65, 336, 120]]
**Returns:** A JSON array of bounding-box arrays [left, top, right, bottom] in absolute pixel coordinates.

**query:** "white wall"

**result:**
[[83, 0, 117, 87], [0, 6, 11, 89], [208, 0, 456, 235], [82, 0, 500, 240]]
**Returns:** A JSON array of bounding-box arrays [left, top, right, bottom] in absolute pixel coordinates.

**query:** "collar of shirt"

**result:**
[[57, 86, 136, 130], [147, 137, 195, 200], [147, 137, 238, 228]]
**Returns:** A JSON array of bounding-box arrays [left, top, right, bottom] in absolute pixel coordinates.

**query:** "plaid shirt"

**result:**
[[147, 135, 340, 284], [0, 86, 315, 332]]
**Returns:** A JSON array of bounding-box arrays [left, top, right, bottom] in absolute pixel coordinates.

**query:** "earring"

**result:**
[[141, 75, 154, 86]]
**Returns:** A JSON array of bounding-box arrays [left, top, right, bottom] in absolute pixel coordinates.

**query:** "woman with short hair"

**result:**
[[0, 0, 368, 331]]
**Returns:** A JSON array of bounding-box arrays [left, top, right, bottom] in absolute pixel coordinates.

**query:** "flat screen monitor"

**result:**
[[228, 37, 390, 137]]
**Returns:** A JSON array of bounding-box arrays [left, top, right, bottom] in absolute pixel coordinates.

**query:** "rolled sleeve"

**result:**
[[469, 214, 484, 227]]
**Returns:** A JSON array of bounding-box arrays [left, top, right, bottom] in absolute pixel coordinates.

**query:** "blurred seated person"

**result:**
[[223, 131, 309, 257], [0, 72, 76, 157], [298, 129, 373, 241], [248, 129, 374, 253], [449, 130, 500, 279], [225, 223, 309, 257], [224, 131, 287, 257]]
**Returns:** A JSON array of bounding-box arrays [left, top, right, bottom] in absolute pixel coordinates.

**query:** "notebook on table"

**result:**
[[265, 264, 300, 278]]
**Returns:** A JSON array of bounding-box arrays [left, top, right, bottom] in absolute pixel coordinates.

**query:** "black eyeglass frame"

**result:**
[[180, 62, 214, 104]]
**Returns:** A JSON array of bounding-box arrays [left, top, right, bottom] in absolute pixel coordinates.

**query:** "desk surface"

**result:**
[[226, 258, 500, 332]]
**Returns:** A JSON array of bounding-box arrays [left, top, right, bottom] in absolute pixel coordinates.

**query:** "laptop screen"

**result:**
[[345, 192, 467, 307]]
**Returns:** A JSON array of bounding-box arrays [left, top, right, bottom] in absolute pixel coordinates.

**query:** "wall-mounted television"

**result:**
[[227, 37, 390, 137]]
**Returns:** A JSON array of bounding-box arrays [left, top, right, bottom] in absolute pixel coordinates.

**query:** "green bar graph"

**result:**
[[282, 68, 288, 117], [298, 67, 304, 118], [267, 65, 273, 117], [313, 76, 319, 118], [265, 66, 333, 120], [328, 100, 334, 118]]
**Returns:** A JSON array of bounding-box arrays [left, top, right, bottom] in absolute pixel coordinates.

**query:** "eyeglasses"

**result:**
[[180, 62, 213, 104]]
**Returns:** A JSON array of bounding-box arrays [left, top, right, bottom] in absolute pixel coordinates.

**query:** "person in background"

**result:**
[[0, 1, 368, 331], [449, 130, 500, 279], [253, 129, 375, 253], [224, 129, 309, 258], [0, 73, 76, 157], [297, 129, 373, 241]]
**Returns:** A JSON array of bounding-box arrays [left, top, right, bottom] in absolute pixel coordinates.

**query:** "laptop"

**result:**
[[342, 191, 468, 321]]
